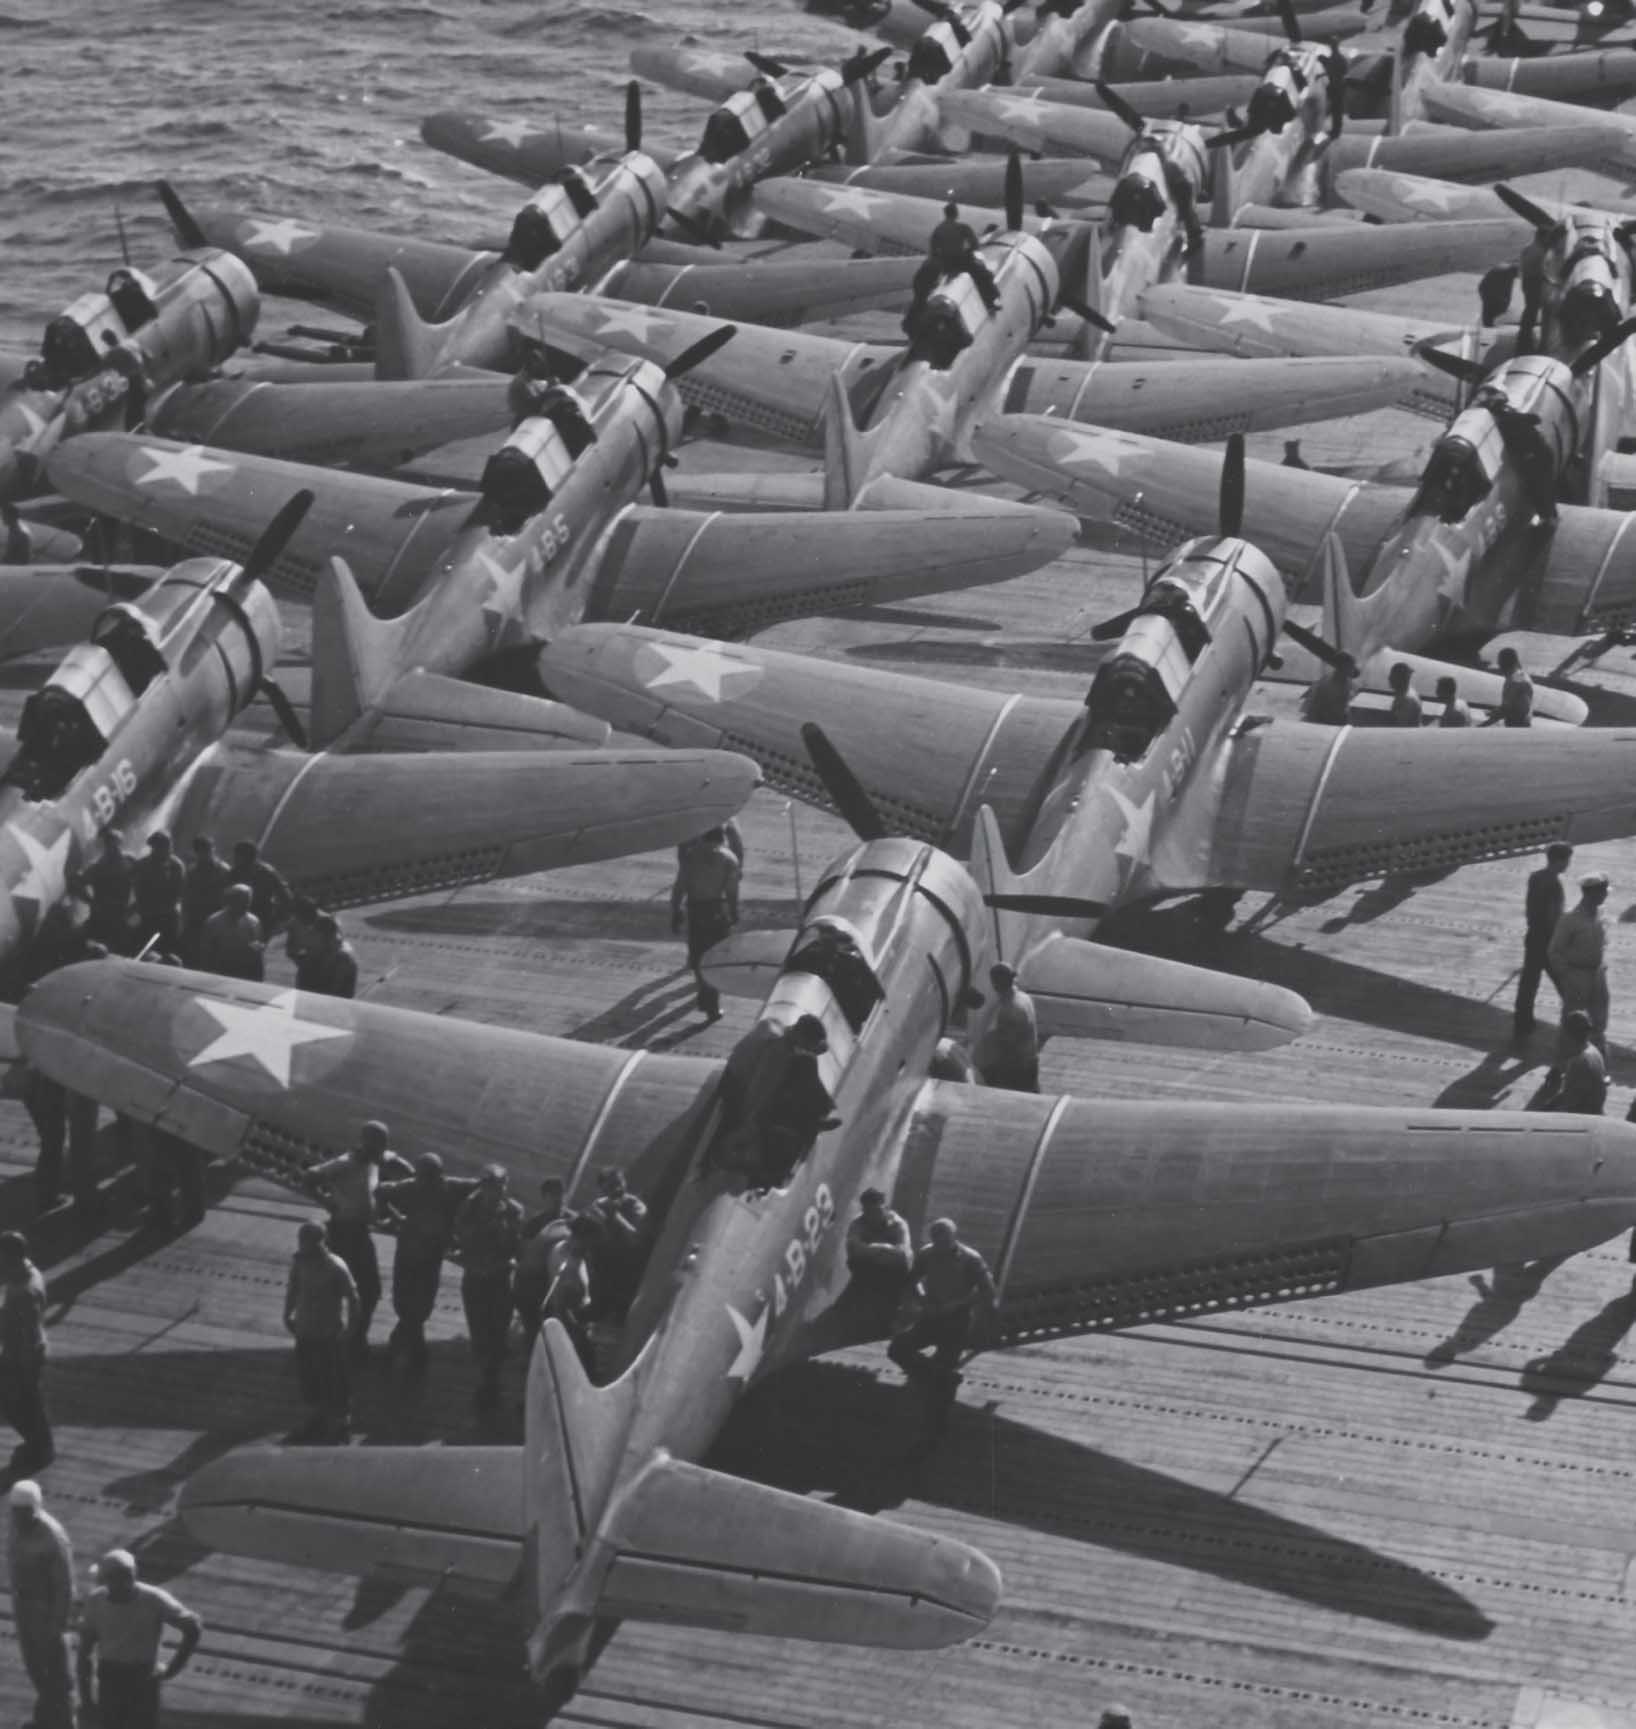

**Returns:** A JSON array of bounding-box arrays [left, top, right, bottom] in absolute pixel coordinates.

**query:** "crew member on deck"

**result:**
[[888, 1217, 997, 1413], [1549, 872, 1612, 1054], [672, 826, 741, 1021], [975, 963, 1039, 1092], [1515, 842, 1572, 1039]]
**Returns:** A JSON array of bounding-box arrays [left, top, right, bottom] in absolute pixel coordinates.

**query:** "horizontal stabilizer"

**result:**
[[617, 256, 920, 323], [0, 564, 159, 662], [1021, 934, 1314, 1049], [597, 1454, 1000, 1648], [337, 672, 612, 751], [181, 1446, 523, 1588], [699, 928, 796, 999], [1268, 637, 1589, 726], [582, 500, 1073, 638], [1339, 121, 1628, 186]]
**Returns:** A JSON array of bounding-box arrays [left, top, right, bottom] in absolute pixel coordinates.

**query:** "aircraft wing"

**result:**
[[629, 43, 757, 103], [914, 1084, 1636, 1340], [586, 500, 1074, 636], [1198, 218, 1528, 301], [938, 88, 1134, 163], [185, 205, 496, 322], [519, 293, 890, 452], [1199, 719, 1636, 896], [1029, 71, 1261, 117], [181, 1448, 523, 1589], [1330, 123, 1630, 188], [0, 564, 159, 662], [971, 415, 1409, 576], [17, 959, 721, 1187], [44, 433, 476, 607], [419, 112, 675, 186], [1119, 13, 1306, 72], [752, 178, 1033, 257], [1334, 168, 1531, 224], [151, 377, 512, 474], [1418, 80, 1636, 170], [615, 255, 920, 324], [1528, 503, 1636, 635], [539, 622, 1083, 855]]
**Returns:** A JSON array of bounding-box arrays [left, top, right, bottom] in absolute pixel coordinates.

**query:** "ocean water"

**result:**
[[0, 0, 867, 339]]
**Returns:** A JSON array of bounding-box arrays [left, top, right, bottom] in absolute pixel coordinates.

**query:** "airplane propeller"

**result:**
[[1570, 311, 1636, 374], [648, 324, 738, 505], [1085, 434, 1353, 672], [744, 49, 793, 76], [908, 0, 975, 44], [1097, 80, 1205, 256], [666, 207, 724, 250], [1324, 42, 1348, 138], [802, 719, 1107, 920], [234, 490, 315, 750], [840, 43, 895, 82], [802, 720, 888, 841], [625, 80, 642, 154], [1493, 181, 1565, 240], [1277, 0, 1303, 42], [156, 180, 208, 251]]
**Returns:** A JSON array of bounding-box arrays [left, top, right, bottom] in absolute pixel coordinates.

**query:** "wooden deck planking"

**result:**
[[16, 274, 1636, 1723]]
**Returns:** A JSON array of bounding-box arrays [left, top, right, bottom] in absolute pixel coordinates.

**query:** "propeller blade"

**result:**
[[1220, 431, 1245, 539], [1478, 263, 1517, 328], [1005, 148, 1024, 234], [1095, 78, 1147, 137], [1493, 181, 1557, 236], [1089, 606, 1143, 641], [666, 207, 723, 250], [240, 490, 315, 587], [802, 721, 888, 842], [1059, 295, 1117, 334], [156, 180, 208, 250], [1412, 340, 1488, 387], [1282, 617, 1352, 672], [908, 0, 955, 16], [842, 44, 893, 83], [261, 678, 310, 752], [1277, 0, 1303, 42], [650, 471, 669, 507], [625, 79, 642, 153], [744, 49, 791, 77], [1571, 311, 1636, 374], [665, 322, 737, 378], [984, 893, 1110, 918]]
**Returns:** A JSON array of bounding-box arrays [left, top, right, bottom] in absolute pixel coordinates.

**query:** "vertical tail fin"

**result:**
[[969, 803, 1023, 967], [1386, 49, 1402, 138], [823, 372, 871, 509], [1211, 137, 1235, 229], [309, 555, 419, 747], [375, 264, 449, 380], [1318, 530, 1367, 660], [843, 77, 880, 167]]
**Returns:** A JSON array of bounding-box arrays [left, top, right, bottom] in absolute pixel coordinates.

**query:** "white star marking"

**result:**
[[1428, 534, 1473, 603], [683, 50, 741, 78], [815, 185, 888, 220], [473, 545, 526, 637], [1212, 294, 1281, 332], [239, 218, 319, 256], [6, 825, 69, 916], [186, 989, 350, 1088], [1175, 22, 1223, 49], [595, 303, 670, 342], [725, 1302, 768, 1380], [1105, 785, 1156, 873], [993, 91, 1048, 124], [1396, 177, 1462, 213], [478, 117, 541, 147], [640, 640, 758, 702], [133, 444, 235, 495], [1049, 426, 1140, 477]]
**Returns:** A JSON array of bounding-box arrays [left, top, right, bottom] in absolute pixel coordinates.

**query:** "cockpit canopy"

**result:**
[[508, 180, 591, 271], [698, 81, 787, 165], [1110, 167, 1167, 233], [12, 643, 138, 802], [906, 22, 958, 85], [1417, 410, 1504, 523], [1559, 226, 1624, 345], [912, 269, 991, 366], [39, 267, 160, 386], [783, 917, 885, 1034], [480, 399, 590, 528]]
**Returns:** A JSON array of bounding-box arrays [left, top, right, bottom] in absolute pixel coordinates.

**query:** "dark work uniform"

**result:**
[[182, 853, 232, 963], [80, 848, 134, 953], [130, 851, 185, 952], [1515, 866, 1566, 1035], [231, 857, 293, 937], [1, 1259, 53, 1470], [377, 1172, 476, 1369]]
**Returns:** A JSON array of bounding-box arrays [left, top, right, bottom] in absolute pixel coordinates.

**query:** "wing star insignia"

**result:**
[[1429, 535, 1474, 603], [1048, 426, 1140, 477], [478, 117, 542, 147], [814, 185, 889, 220], [184, 989, 351, 1088], [1212, 294, 1281, 332], [132, 444, 236, 495], [595, 303, 671, 342], [725, 1302, 768, 1380], [6, 824, 70, 919], [11, 401, 48, 446], [239, 218, 320, 256], [636, 641, 763, 702], [1397, 178, 1463, 213], [474, 545, 527, 639]]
